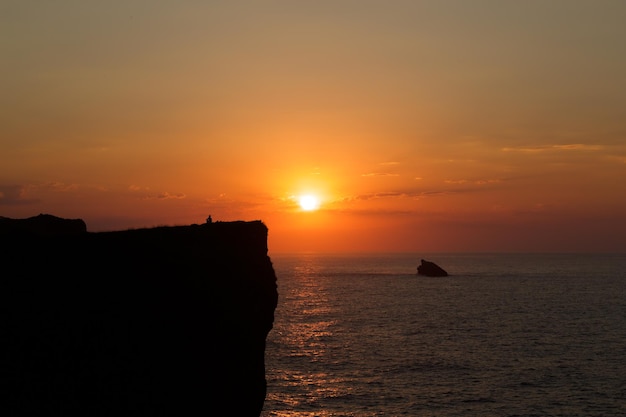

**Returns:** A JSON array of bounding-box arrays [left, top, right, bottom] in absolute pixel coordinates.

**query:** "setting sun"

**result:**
[[298, 194, 320, 211]]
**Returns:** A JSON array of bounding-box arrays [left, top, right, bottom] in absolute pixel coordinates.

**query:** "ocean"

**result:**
[[260, 252, 626, 417]]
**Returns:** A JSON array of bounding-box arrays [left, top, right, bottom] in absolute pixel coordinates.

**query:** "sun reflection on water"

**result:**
[[263, 255, 362, 416]]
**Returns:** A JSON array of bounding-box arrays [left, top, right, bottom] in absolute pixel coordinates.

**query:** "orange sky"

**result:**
[[2, 1, 625, 253]]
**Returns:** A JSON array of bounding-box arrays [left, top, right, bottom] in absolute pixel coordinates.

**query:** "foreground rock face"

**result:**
[[1, 214, 278, 417], [417, 259, 449, 277]]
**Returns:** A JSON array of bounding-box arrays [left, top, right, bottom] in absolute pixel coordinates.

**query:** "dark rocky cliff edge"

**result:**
[[1, 214, 278, 417]]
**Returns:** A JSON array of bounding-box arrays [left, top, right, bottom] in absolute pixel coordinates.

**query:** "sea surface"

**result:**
[[260, 252, 626, 417]]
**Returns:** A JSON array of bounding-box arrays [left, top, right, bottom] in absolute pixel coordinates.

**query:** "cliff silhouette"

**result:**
[[1, 214, 278, 416]]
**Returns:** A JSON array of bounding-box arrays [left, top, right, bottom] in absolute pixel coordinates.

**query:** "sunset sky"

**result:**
[[2, 1, 625, 253]]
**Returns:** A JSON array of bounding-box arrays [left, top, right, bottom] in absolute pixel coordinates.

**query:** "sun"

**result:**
[[298, 194, 320, 211]]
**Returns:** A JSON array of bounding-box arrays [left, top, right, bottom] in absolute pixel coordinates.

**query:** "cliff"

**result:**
[[1, 214, 278, 416]]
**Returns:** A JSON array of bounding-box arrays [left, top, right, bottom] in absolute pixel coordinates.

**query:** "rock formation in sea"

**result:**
[[1, 214, 278, 417], [417, 258, 449, 277]]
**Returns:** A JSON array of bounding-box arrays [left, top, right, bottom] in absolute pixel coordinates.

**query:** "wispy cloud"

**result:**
[[342, 189, 454, 203], [552, 144, 604, 151], [0, 182, 82, 206], [444, 178, 502, 185], [608, 155, 626, 164], [361, 161, 402, 177], [129, 185, 185, 200], [37, 182, 79, 192], [502, 143, 604, 153], [142, 192, 186, 200], [0, 185, 39, 205], [204, 193, 266, 213], [340, 177, 511, 207], [357, 191, 407, 200], [361, 172, 400, 177], [332, 207, 418, 216]]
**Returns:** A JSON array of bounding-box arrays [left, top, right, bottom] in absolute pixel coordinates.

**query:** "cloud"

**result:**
[[608, 155, 626, 164], [501, 143, 604, 153], [142, 192, 186, 200], [128, 185, 186, 200], [444, 178, 502, 185], [361, 161, 403, 177], [361, 172, 400, 177], [333, 207, 417, 216], [0, 182, 93, 206], [202, 193, 269, 215], [340, 178, 510, 206], [0, 185, 39, 205], [362, 191, 406, 199], [38, 182, 79, 192], [552, 144, 604, 151], [342, 189, 453, 203]]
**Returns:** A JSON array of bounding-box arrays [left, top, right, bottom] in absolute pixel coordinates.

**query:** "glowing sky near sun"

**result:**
[[1, 1, 625, 252]]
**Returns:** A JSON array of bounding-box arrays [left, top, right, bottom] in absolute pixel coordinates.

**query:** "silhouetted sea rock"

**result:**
[[417, 259, 448, 277], [0, 214, 278, 417]]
